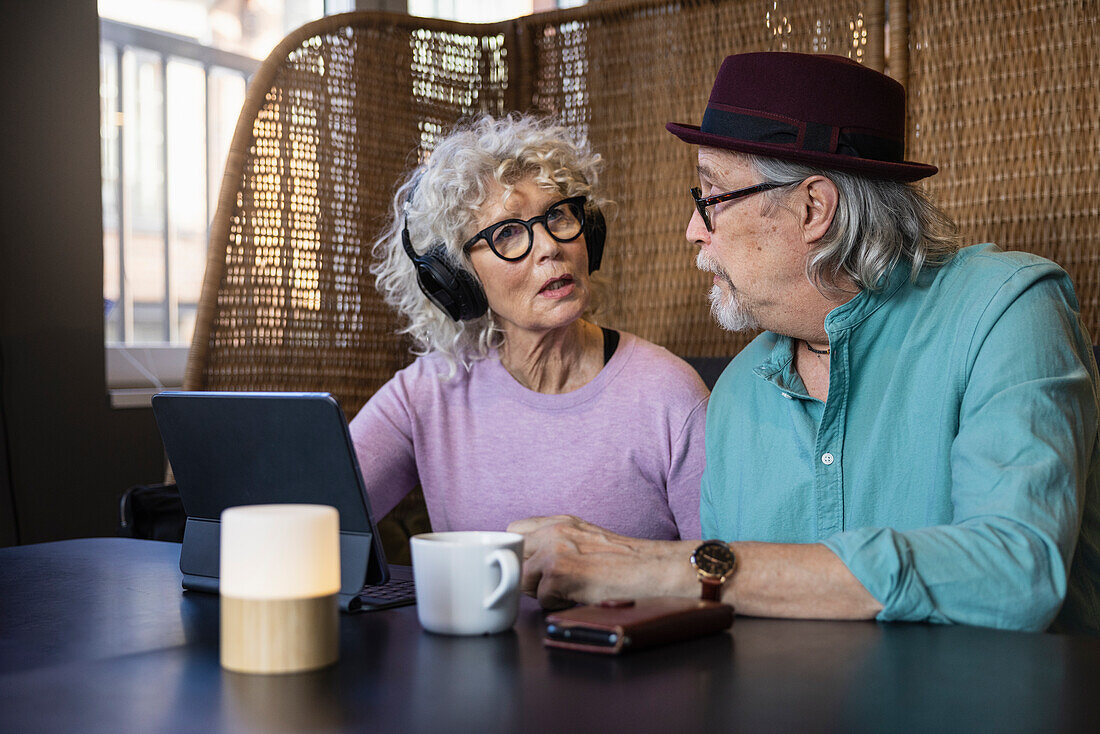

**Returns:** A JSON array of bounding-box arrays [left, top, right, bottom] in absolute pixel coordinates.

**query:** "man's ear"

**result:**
[[798, 176, 839, 245]]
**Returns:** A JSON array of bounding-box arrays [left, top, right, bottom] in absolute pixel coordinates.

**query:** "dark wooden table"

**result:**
[[2, 538, 1099, 733]]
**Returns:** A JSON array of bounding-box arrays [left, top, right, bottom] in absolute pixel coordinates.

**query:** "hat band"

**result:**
[[700, 107, 903, 164]]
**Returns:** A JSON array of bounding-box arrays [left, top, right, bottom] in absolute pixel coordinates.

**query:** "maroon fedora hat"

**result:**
[[667, 52, 937, 182]]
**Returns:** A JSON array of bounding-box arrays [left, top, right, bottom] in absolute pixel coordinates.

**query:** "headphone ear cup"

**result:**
[[412, 244, 488, 322], [584, 205, 607, 273], [447, 259, 489, 321]]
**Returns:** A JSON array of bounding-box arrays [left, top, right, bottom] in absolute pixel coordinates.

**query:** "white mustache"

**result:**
[[696, 250, 731, 284]]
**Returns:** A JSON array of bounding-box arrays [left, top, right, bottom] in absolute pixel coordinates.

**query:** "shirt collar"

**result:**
[[822, 257, 911, 333], [752, 258, 913, 393]]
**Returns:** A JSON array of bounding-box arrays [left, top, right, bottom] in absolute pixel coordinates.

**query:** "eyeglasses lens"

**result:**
[[490, 223, 528, 258], [687, 188, 706, 230], [546, 201, 583, 240]]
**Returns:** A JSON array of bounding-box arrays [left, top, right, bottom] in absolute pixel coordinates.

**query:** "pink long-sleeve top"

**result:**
[[349, 331, 707, 540]]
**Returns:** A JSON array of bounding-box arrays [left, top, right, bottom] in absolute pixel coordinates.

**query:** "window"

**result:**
[[408, 1, 585, 23], [100, 0, 351, 406]]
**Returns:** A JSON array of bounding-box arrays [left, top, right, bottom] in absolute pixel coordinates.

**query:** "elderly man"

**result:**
[[510, 52, 1100, 632]]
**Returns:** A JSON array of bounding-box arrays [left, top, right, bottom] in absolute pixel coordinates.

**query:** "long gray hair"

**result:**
[[744, 153, 961, 296]]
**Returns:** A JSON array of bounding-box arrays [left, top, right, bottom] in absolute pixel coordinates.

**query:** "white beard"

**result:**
[[696, 250, 761, 332]]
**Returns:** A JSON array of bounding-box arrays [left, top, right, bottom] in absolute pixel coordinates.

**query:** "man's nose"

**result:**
[[686, 207, 710, 247]]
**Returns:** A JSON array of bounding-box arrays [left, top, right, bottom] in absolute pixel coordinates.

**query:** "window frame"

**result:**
[[100, 19, 260, 406]]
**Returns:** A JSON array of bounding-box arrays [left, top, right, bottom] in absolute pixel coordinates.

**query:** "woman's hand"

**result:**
[[507, 515, 697, 609]]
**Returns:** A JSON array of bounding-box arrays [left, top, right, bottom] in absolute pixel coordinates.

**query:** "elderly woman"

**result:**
[[349, 113, 706, 540]]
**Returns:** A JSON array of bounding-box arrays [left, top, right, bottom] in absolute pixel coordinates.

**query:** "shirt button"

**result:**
[[781, 392, 793, 400], [821, 452, 835, 465]]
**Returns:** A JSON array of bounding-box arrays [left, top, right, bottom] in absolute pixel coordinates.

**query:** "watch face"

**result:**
[[693, 541, 735, 578]]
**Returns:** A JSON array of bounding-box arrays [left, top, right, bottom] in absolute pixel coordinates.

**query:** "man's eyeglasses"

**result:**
[[689, 182, 789, 232], [463, 196, 587, 262]]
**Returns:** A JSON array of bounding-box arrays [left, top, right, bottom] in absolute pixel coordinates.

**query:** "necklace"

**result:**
[[804, 340, 830, 355]]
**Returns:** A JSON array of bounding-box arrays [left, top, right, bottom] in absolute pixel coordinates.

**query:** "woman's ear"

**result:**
[[798, 176, 839, 245]]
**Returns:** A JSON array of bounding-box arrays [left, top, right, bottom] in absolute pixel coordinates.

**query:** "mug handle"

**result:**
[[483, 548, 520, 610]]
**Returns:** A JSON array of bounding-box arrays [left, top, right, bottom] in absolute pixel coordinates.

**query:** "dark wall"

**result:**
[[0, 1, 165, 547]]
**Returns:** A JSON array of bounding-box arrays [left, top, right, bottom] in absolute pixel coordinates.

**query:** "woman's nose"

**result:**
[[532, 224, 563, 261]]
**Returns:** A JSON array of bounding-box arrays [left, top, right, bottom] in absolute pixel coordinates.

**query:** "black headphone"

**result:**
[[401, 195, 607, 323]]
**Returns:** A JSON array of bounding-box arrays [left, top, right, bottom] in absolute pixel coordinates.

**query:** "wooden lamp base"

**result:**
[[220, 594, 339, 674]]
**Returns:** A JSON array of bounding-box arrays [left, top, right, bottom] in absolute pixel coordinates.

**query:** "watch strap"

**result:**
[[700, 576, 723, 602]]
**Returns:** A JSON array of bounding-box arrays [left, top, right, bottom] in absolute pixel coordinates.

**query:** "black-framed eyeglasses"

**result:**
[[689, 182, 788, 232], [462, 195, 587, 262]]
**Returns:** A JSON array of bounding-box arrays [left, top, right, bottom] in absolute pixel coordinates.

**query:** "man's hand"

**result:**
[[506, 515, 697, 609], [508, 516, 883, 619]]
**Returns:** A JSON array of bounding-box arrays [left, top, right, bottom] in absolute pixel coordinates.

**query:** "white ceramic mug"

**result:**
[[410, 531, 523, 635]]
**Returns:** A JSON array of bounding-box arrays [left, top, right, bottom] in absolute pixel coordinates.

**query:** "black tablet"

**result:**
[[152, 391, 394, 611]]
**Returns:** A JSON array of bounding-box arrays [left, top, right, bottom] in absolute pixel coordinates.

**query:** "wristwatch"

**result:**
[[690, 540, 736, 601]]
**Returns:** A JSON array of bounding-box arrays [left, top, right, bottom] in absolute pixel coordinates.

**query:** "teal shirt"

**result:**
[[701, 244, 1100, 632]]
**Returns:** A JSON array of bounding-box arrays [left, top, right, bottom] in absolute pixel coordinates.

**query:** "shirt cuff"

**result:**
[[822, 527, 938, 623]]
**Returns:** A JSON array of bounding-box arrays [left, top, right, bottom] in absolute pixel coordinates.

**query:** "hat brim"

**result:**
[[666, 122, 938, 182]]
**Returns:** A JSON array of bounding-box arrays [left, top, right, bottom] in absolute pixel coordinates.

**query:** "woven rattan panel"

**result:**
[[907, 0, 1100, 339], [189, 16, 512, 414], [518, 0, 885, 358], [188, 3, 889, 407]]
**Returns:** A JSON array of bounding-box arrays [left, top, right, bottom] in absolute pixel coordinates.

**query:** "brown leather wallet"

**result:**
[[543, 597, 734, 655]]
